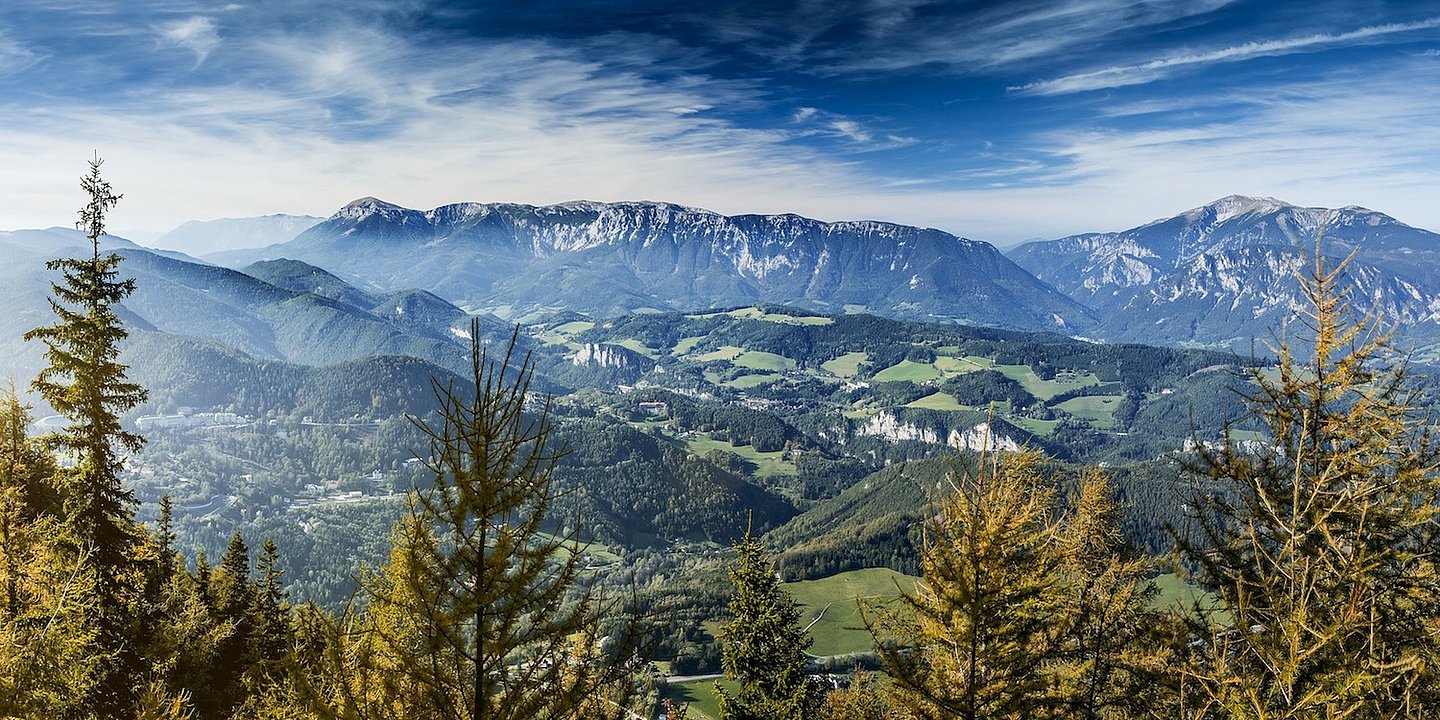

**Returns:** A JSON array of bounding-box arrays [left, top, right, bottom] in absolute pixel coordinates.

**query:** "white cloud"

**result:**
[[1013, 17, 1440, 95], [0, 33, 40, 76], [812, 0, 1238, 74], [158, 16, 220, 67], [4, 3, 1440, 251]]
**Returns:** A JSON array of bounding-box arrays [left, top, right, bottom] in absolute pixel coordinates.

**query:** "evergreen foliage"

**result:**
[[20, 156, 152, 714], [715, 527, 824, 720], [1051, 469, 1173, 719]]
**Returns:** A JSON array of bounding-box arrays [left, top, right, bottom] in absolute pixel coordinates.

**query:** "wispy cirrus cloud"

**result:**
[[797, 0, 1239, 74], [4, 0, 1440, 248], [158, 16, 220, 67], [0, 33, 40, 76], [0, 16, 871, 232], [1013, 16, 1440, 95]]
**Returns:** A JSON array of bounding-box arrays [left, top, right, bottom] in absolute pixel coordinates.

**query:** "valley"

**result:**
[[6, 192, 1440, 715]]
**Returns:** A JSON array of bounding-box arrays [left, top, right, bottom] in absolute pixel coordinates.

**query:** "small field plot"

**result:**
[[993, 364, 1100, 401], [1054, 395, 1123, 428], [906, 392, 963, 411], [821, 351, 869, 378], [1150, 573, 1229, 625], [786, 568, 918, 657], [733, 350, 796, 371], [934, 355, 987, 375], [611, 338, 658, 359], [686, 435, 796, 476], [665, 679, 734, 720], [872, 360, 943, 383], [552, 320, 595, 334], [694, 345, 747, 363], [724, 306, 833, 325], [723, 374, 780, 390], [1010, 416, 1061, 436], [673, 335, 707, 355]]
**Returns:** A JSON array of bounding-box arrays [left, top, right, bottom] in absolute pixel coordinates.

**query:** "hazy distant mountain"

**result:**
[[241, 258, 471, 340], [1008, 196, 1440, 349], [0, 233, 496, 393], [150, 214, 322, 258], [219, 198, 1095, 332]]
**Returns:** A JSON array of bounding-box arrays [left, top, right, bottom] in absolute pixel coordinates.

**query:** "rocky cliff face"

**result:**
[[222, 198, 1094, 332]]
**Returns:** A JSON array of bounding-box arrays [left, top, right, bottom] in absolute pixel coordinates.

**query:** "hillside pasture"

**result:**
[[821, 351, 869, 378], [786, 567, 917, 657], [1054, 394, 1123, 427]]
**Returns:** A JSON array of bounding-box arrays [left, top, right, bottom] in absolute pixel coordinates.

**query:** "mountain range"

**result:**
[[1008, 195, 1440, 349], [148, 214, 322, 257], [0, 228, 507, 406], [198, 194, 1440, 354], [216, 198, 1094, 331], [5, 193, 1439, 408]]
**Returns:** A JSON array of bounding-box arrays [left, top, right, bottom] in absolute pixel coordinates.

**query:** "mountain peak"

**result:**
[[1200, 195, 1294, 223], [337, 197, 410, 220]]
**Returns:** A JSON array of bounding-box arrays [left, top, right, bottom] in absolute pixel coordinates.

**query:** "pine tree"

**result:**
[[312, 321, 643, 720], [0, 386, 100, 716], [873, 450, 1063, 720], [1, 382, 59, 520], [1176, 243, 1440, 718], [23, 154, 149, 713], [0, 385, 56, 619], [715, 528, 823, 720]]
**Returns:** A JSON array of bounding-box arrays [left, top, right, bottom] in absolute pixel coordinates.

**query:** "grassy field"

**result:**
[[725, 307, 834, 325], [673, 336, 706, 354], [665, 678, 734, 720], [872, 359, 943, 383], [821, 351, 869, 378], [723, 374, 780, 389], [1010, 416, 1062, 436], [694, 345, 746, 363], [933, 355, 987, 374], [532, 532, 623, 564], [993, 363, 1101, 401], [687, 306, 834, 326], [552, 320, 595, 334], [1054, 394, 1124, 427], [786, 567, 918, 657], [1149, 573, 1229, 624], [685, 435, 797, 476], [612, 338, 658, 358], [733, 350, 796, 371], [906, 392, 964, 411]]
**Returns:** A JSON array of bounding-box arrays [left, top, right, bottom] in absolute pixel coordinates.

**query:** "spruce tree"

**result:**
[[206, 532, 255, 717], [715, 529, 823, 720], [1177, 244, 1440, 718], [23, 154, 149, 714], [873, 450, 1063, 720]]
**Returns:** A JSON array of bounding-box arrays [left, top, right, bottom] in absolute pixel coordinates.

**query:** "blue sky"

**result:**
[[1, 0, 1437, 245]]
